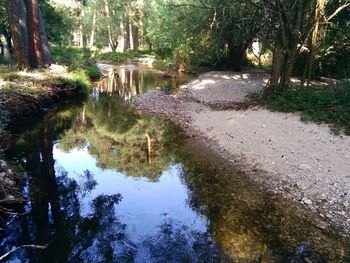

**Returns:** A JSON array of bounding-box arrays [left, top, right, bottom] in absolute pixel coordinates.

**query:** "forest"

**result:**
[[1, 0, 350, 262], [0, 0, 349, 82]]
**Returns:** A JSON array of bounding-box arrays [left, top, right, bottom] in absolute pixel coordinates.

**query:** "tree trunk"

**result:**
[[25, 0, 43, 68], [39, 9, 55, 65], [132, 25, 139, 51], [89, 9, 96, 48], [124, 13, 130, 52], [104, 0, 118, 51], [117, 16, 125, 52], [6, 0, 29, 69], [79, 9, 84, 48], [0, 33, 11, 60], [270, 37, 283, 85]]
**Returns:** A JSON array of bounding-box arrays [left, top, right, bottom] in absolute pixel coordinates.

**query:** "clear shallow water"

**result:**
[[1, 64, 350, 262]]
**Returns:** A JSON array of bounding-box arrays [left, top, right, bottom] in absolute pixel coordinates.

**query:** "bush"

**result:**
[[250, 82, 350, 134], [52, 46, 101, 81], [52, 46, 94, 69], [97, 50, 145, 63], [54, 70, 91, 96], [83, 64, 101, 81]]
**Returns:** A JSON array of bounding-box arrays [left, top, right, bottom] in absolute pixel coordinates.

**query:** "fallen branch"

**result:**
[[0, 244, 48, 261]]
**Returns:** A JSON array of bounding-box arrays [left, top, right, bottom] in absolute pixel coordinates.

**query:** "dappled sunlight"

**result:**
[[184, 71, 269, 103]]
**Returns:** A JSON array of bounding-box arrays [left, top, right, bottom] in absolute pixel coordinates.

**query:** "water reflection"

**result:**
[[94, 64, 191, 102], [1, 64, 350, 262]]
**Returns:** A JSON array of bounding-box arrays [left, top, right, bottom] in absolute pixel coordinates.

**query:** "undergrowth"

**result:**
[[97, 50, 150, 63], [249, 82, 350, 134], [52, 46, 101, 81], [1, 83, 37, 95], [54, 70, 91, 96]]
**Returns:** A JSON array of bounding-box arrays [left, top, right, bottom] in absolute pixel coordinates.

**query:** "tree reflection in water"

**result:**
[[1, 64, 350, 262]]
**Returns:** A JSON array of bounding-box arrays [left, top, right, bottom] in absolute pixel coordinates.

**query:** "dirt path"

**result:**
[[135, 71, 350, 234]]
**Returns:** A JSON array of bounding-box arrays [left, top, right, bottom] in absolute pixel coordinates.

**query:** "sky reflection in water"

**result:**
[[1, 64, 349, 263]]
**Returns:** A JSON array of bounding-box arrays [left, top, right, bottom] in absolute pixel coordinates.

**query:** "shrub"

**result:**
[[83, 64, 101, 81], [250, 82, 350, 134]]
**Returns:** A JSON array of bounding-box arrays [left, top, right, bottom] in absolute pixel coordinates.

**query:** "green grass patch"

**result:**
[[54, 70, 91, 96], [249, 82, 350, 134], [0, 71, 22, 81], [1, 83, 37, 95]]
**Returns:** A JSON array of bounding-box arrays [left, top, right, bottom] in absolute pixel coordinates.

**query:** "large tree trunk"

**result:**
[[5, 0, 29, 69], [25, 0, 43, 68], [39, 10, 55, 65]]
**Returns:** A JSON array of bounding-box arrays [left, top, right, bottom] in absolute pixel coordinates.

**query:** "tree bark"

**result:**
[[124, 13, 130, 52], [270, 37, 283, 85], [89, 9, 96, 48], [104, 0, 118, 51], [39, 9, 55, 65], [25, 0, 43, 68], [5, 0, 29, 69]]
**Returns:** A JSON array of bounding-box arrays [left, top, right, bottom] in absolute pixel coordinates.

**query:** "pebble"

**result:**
[[0, 160, 7, 169], [4, 178, 15, 186], [6, 169, 13, 176], [0, 172, 6, 179], [299, 164, 312, 170], [302, 198, 313, 205], [6, 195, 15, 201]]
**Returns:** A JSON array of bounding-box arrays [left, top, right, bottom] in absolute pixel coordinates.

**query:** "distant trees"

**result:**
[[5, 0, 54, 69], [1, 0, 349, 83], [144, 0, 349, 85]]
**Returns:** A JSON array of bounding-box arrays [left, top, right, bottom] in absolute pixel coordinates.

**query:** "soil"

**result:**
[[134, 71, 350, 234]]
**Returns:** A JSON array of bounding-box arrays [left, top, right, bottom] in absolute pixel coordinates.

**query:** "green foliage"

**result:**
[[251, 83, 350, 134], [97, 50, 144, 63], [55, 70, 91, 96], [40, 1, 78, 45], [52, 46, 101, 80], [52, 46, 94, 69], [83, 64, 101, 81], [0, 55, 10, 65]]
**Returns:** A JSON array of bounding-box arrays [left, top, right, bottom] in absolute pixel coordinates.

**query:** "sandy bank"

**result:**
[[135, 71, 350, 233]]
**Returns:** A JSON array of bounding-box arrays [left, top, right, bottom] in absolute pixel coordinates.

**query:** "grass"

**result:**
[[249, 82, 350, 134], [53, 70, 91, 96], [0, 71, 22, 81], [1, 83, 37, 95]]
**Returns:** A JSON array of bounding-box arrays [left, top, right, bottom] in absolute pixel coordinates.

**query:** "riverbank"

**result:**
[[0, 65, 89, 124], [0, 65, 90, 207], [135, 71, 350, 234]]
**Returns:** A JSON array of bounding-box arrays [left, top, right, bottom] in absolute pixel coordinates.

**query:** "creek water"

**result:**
[[1, 63, 349, 262]]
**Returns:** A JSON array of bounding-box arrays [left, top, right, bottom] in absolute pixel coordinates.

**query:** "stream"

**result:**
[[0, 62, 349, 262]]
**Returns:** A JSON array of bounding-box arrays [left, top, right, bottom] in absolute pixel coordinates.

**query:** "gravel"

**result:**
[[134, 71, 350, 234]]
